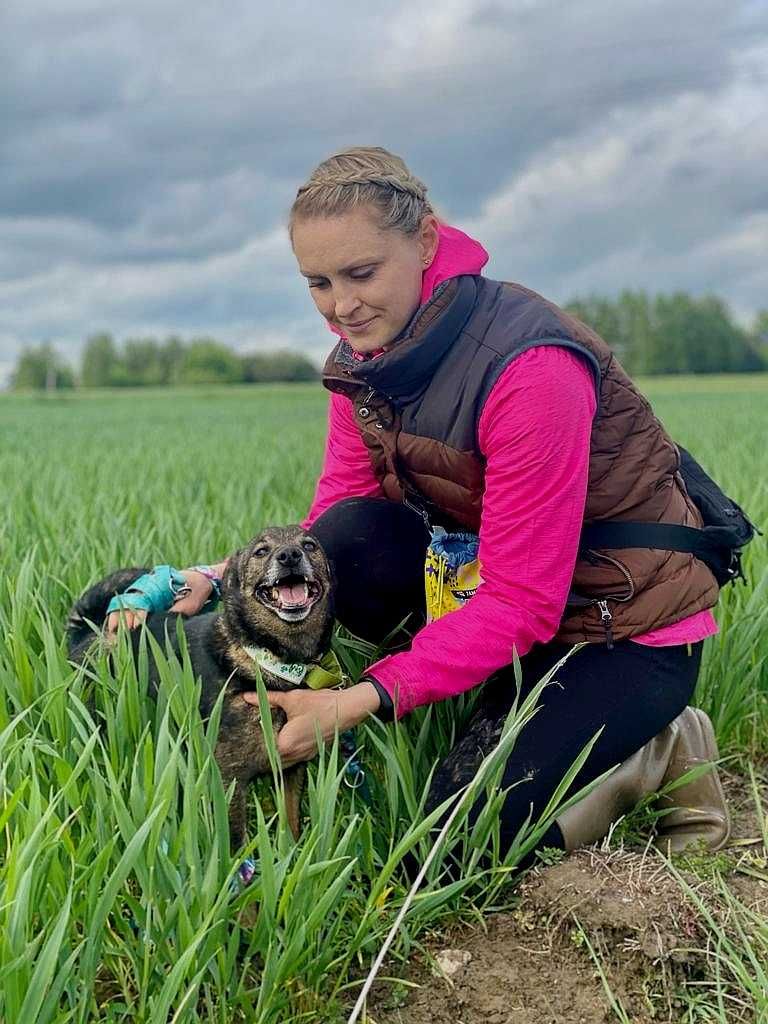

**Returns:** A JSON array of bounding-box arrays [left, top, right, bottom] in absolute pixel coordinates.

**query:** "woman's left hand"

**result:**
[[241, 681, 381, 768]]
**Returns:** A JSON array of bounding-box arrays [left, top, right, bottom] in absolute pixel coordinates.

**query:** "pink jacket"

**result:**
[[304, 225, 717, 716]]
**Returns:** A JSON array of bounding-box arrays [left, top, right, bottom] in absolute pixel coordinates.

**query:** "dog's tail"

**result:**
[[66, 567, 150, 657]]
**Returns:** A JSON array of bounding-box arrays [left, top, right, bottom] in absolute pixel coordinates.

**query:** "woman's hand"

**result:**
[[105, 567, 217, 634], [242, 681, 382, 767], [105, 606, 149, 633]]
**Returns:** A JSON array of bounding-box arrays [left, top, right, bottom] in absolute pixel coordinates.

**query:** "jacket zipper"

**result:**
[[585, 549, 636, 651], [360, 386, 430, 530], [597, 600, 614, 650]]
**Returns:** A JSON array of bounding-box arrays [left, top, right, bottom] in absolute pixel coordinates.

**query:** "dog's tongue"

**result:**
[[277, 581, 309, 607]]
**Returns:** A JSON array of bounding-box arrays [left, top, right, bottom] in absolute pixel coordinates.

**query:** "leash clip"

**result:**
[[343, 761, 367, 790]]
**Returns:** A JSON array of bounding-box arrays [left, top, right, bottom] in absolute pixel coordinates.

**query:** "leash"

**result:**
[[340, 728, 372, 805]]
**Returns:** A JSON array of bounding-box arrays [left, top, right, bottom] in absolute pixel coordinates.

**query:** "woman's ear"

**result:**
[[419, 214, 440, 266]]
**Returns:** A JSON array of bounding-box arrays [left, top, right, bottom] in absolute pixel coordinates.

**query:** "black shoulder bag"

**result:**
[[580, 447, 760, 587]]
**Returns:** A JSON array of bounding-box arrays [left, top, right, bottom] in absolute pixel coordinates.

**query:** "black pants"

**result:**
[[312, 498, 702, 855]]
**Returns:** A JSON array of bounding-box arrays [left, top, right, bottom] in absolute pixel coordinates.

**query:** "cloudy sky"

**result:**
[[2, 0, 767, 381]]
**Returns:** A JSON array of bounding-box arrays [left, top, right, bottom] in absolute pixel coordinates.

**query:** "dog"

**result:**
[[66, 526, 335, 849]]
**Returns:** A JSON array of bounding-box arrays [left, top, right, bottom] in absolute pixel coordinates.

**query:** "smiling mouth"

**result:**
[[257, 575, 323, 621], [342, 316, 377, 332]]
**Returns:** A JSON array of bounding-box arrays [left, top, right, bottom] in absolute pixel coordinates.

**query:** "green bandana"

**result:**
[[242, 645, 346, 689]]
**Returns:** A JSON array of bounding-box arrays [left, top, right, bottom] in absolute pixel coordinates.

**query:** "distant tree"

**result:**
[[240, 350, 319, 383], [652, 294, 761, 373], [567, 290, 764, 374], [566, 295, 627, 361], [619, 291, 658, 374], [11, 343, 74, 390], [81, 333, 119, 387], [751, 310, 768, 355], [179, 338, 242, 384], [160, 336, 186, 385], [119, 338, 167, 386], [568, 291, 658, 372]]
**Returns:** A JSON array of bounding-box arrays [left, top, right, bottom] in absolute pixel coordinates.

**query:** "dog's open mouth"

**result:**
[[257, 575, 323, 621]]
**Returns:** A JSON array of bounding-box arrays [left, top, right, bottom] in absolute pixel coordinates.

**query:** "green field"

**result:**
[[1, 376, 766, 1022]]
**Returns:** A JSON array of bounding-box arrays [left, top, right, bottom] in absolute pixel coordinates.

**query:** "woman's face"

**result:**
[[292, 206, 439, 354]]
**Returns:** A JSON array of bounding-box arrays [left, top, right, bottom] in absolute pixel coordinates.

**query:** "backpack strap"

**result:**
[[580, 521, 746, 584], [580, 521, 704, 554]]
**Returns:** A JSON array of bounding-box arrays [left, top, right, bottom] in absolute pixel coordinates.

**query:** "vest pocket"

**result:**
[[572, 548, 636, 603]]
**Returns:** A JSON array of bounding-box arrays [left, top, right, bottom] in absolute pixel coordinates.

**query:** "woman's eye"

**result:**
[[350, 269, 374, 280], [308, 280, 327, 290]]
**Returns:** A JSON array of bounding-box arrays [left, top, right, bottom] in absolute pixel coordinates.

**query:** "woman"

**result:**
[[112, 146, 730, 856]]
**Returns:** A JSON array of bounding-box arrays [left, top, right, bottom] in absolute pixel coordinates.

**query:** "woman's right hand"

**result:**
[[105, 569, 214, 634]]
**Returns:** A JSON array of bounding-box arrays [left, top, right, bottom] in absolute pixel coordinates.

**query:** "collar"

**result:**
[[242, 645, 346, 690], [323, 274, 479, 404]]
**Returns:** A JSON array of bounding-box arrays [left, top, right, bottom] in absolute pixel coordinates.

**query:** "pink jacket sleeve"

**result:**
[[366, 346, 597, 717], [302, 391, 384, 529]]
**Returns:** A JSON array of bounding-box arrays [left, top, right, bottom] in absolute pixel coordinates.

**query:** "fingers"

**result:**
[[239, 691, 315, 764], [277, 725, 318, 767], [170, 571, 214, 615], [106, 608, 148, 634], [242, 690, 285, 708]]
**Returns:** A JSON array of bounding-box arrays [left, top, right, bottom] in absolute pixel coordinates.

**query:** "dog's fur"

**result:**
[[67, 526, 334, 848]]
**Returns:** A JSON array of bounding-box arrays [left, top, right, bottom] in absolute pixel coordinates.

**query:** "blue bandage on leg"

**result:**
[[106, 565, 189, 616]]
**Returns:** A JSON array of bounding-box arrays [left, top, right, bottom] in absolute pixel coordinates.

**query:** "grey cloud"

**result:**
[[1, 0, 767, 376]]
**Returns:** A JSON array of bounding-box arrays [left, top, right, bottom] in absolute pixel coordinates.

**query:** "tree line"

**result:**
[[565, 292, 766, 375], [9, 293, 768, 390], [10, 334, 319, 390]]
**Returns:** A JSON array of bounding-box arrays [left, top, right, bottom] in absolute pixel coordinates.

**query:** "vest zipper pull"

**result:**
[[597, 600, 614, 650], [358, 387, 378, 421]]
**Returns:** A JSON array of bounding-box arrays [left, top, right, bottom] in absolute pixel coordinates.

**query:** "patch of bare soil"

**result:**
[[371, 768, 768, 1024]]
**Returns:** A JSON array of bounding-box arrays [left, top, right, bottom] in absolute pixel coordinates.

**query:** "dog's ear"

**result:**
[[222, 548, 244, 596]]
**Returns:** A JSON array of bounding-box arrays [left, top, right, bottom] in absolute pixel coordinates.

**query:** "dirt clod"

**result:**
[[433, 948, 473, 979], [372, 768, 767, 1024]]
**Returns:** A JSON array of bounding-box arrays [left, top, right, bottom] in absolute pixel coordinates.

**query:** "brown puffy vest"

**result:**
[[322, 275, 719, 645]]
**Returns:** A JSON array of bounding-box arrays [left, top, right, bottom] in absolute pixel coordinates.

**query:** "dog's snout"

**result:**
[[276, 545, 303, 568]]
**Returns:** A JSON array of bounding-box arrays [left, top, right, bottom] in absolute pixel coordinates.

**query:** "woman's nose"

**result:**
[[333, 287, 362, 320]]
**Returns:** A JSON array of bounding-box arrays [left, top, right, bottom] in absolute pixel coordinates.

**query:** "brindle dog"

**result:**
[[67, 526, 334, 848]]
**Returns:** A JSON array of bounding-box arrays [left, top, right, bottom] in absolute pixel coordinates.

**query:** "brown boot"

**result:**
[[653, 707, 731, 854], [556, 707, 730, 853]]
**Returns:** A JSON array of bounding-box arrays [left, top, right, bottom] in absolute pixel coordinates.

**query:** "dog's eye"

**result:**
[[254, 546, 269, 557], [301, 540, 317, 552]]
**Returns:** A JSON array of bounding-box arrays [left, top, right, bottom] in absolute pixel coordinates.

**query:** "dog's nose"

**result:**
[[276, 546, 303, 568]]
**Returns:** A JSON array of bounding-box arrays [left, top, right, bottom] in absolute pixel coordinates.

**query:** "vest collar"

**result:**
[[323, 275, 479, 404]]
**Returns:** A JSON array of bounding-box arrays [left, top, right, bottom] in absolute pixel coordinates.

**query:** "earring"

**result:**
[[423, 257, 431, 266]]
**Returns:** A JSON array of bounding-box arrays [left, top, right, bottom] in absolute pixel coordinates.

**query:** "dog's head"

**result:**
[[221, 525, 334, 665]]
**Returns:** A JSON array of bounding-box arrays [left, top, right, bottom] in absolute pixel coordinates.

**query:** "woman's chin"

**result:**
[[347, 339, 382, 355], [346, 331, 391, 355]]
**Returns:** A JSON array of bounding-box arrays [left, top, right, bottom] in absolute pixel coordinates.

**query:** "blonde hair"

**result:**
[[289, 146, 434, 240]]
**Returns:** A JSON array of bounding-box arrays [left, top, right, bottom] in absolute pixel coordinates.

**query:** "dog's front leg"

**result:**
[[225, 781, 249, 852], [283, 764, 307, 840], [215, 695, 275, 851], [215, 695, 300, 849]]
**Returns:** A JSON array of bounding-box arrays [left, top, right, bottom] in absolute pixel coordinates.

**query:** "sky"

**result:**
[[2, 0, 767, 381]]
